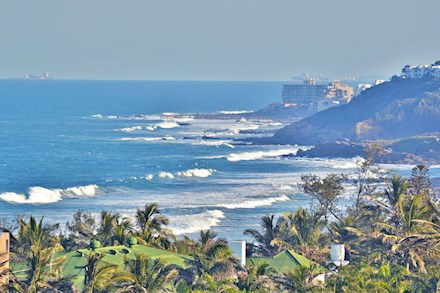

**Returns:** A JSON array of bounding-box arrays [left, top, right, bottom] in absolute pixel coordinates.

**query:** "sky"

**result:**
[[0, 0, 439, 81]]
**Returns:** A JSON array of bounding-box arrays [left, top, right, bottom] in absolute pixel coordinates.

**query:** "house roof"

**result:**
[[11, 244, 191, 291], [247, 250, 313, 273]]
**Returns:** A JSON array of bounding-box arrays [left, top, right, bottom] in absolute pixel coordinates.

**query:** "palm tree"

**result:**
[[185, 230, 239, 281], [236, 261, 276, 292], [244, 214, 284, 256], [275, 267, 320, 293], [83, 252, 129, 293], [273, 208, 329, 262], [117, 253, 178, 292], [65, 210, 97, 249], [376, 194, 437, 273], [97, 211, 119, 246], [135, 203, 176, 251], [112, 217, 134, 246], [192, 271, 238, 293], [327, 262, 409, 292], [16, 216, 65, 293]]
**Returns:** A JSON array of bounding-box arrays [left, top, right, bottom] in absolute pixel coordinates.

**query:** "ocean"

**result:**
[[1, 79, 438, 240]]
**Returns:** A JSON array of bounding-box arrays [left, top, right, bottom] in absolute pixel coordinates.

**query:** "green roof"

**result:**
[[247, 250, 312, 273], [11, 244, 191, 291]]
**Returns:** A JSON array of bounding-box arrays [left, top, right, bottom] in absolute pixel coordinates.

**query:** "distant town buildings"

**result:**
[[401, 62, 440, 79], [354, 80, 385, 97], [282, 79, 354, 112], [0, 232, 10, 285], [282, 79, 328, 105]]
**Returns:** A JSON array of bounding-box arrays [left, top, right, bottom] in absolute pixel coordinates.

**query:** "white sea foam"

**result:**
[[145, 174, 154, 181], [0, 184, 99, 204], [91, 114, 118, 119], [194, 140, 235, 149], [331, 157, 365, 169], [146, 121, 180, 131], [226, 148, 299, 162], [119, 126, 143, 132], [119, 136, 176, 141], [176, 168, 216, 178], [158, 172, 175, 179], [63, 185, 99, 197], [215, 195, 290, 209], [279, 184, 294, 191], [170, 210, 225, 235]]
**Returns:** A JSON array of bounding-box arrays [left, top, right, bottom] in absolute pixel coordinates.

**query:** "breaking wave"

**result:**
[[176, 168, 216, 178], [331, 158, 364, 169], [149, 169, 217, 180], [226, 148, 300, 162], [91, 114, 118, 119], [146, 121, 180, 131], [158, 172, 175, 179], [169, 210, 225, 235], [193, 140, 235, 149], [215, 195, 290, 209], [119, 136, 176, 141], [0, 184, 99, 204], [119, 126, 143, 132]]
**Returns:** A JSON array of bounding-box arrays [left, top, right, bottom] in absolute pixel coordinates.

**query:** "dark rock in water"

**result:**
[[183, 136, 196, 140], [278, 153, 297, 159], [177, 122, 190, 126], [202, 135, 220, 140]]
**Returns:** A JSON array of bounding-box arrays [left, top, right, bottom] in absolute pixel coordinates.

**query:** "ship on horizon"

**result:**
[[10, 72, 51, 80]]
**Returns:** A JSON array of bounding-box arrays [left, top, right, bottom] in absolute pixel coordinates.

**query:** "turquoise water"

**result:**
[[0, 80, 437, 240]]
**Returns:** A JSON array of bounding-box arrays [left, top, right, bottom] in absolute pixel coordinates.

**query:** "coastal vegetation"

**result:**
[[1, 163, 439, 292]]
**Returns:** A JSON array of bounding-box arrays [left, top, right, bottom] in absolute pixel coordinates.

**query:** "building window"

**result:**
[[5, 240, 8, 252]]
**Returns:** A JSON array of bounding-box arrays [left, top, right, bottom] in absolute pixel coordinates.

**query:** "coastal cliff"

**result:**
[[269, 76, 440, 145], [263, 75, 440, 163]]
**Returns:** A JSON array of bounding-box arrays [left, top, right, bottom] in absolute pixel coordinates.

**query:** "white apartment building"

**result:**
[[401, 63, 440, 79]]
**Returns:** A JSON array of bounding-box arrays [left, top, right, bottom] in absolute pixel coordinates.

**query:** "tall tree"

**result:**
[[135, 203, 176, 251], [83, 252, 128, 293], [118, 253, 178, 292], [16, 216, 66, 293], [185, 230, 239, 281], [244, 214, 284, 257], [300, 174, 344, 223]]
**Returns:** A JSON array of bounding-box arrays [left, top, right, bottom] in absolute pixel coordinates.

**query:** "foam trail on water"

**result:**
[[169, 210, 225, 235], [0, 184, 99, 204], [215, 195, 289, 209]]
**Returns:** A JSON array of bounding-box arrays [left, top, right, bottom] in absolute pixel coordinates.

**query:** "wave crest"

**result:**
[[119, 136, 176, 141], [176, 169, 216, 178], [215, 195, 289, 209], [226, 148, 299, 162], [170, 210, 225, 235], [147, 121, 180, 131], [0, 184, 99, 204]]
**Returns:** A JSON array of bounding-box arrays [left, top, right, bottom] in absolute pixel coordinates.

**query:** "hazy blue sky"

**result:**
[[1, 0, 439, 80]]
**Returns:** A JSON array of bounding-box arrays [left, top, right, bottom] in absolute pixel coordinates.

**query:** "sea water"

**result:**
[[1, 80, 438, 240]]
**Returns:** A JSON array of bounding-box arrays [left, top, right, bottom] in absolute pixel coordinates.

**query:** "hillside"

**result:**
[[267, 76, 440, 145]]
